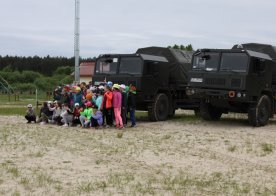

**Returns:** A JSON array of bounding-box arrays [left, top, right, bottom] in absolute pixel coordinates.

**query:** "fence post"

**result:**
[[36, 89, 38, 110]]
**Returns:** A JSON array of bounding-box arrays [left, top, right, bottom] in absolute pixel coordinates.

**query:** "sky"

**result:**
[[0, 0, 276, 58]]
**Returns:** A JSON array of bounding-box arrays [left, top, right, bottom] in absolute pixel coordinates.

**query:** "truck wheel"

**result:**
[[200, 102, 222, 121], [148, 93, 169, 121], [248, 95, 271, 127]]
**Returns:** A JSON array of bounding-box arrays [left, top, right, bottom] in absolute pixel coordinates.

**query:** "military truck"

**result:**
[[92, 47, 199, 121], [186, 43, 276, 126]]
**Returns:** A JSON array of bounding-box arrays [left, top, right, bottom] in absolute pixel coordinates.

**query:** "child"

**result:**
[[73, 87, 83, 107], [25, 104, 36, 123], [38, 101, 53, 125], [90, 105, 103, 128], [128, 85, 137, 127], [72, 103, 82, 126], [79, 101, 93, 128], [61, 103, 73, 127], [120, 84, 128, 127], [112, 84, 123, 129], [102, 85, 113, 127], [51, 101, 62, 125], [93, 88, 103, 109]]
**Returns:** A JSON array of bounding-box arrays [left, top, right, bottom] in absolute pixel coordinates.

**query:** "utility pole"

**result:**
[[74, 0, 80, 84]]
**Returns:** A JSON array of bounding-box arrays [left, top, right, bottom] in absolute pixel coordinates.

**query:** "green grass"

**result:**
[[0, 93, 49, 116], [228, 145, 237, 152], [261, 143, 273, 153], [0, 107, 27, 116]]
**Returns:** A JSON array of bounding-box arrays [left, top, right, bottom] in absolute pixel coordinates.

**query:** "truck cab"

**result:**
[[92, 47, 198, 121], [187, 43, 276, 126], [93, 53, 169, 110]]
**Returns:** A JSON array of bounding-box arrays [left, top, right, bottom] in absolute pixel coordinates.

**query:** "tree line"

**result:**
[[0, 55, 95, 76], [0, 44, 193, 92]]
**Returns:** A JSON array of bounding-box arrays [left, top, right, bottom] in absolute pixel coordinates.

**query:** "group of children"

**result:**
[[25, 81, 137, 129]]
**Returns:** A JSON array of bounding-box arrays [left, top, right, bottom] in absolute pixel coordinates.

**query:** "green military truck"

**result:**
[[92, 47, 199, 121], [186, 43, 276, 126]]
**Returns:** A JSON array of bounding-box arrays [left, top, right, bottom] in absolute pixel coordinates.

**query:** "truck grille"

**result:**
[[231, 78, 241, 88], [205, 78, 226, 86]]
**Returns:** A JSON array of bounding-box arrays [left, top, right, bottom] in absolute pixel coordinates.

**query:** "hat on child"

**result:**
[[85, 101, 92, 107], [27, 104, 33, 108], [98, 85, 105, 90], [90, 86, 96, 91], [75, 87, 81, 92], [130, 86, 137, 94], [86, 93, 92, 100], [120, 84, 126, 89], [74, 103, 80, 107], [107, 81, 113, 87], [113, 83, 120, 89]]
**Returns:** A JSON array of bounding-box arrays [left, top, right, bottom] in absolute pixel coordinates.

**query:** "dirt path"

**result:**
[[0, 114, 275, 195]]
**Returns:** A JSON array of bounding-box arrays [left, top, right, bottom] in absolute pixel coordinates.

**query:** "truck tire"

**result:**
[[148, 93, 169, 121], [200, 102, 222, 121], [248, 95, 271, 127]]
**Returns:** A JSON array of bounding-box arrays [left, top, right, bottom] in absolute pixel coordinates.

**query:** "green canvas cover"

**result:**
[[136, 47, 193, 85], [232, 43, 276, 60]]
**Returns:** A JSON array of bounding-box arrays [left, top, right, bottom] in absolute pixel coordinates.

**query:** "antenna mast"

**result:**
[[74, 0, 80, 83]]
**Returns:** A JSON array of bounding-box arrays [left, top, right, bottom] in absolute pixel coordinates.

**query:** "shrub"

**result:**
[[54, 66, 73, 75], [21, 71, 42, 83], [13, 83, 36, 92]]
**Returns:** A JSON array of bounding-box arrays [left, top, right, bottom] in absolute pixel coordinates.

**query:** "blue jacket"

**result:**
[[74, 92, 83, 106], [93, 96, 103, 109]]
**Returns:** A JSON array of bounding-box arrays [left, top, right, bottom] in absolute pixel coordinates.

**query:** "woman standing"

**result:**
[[112, 84, 123, 129]]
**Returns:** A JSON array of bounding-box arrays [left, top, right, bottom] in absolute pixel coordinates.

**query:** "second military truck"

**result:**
[[186, 43, 276, 126], [92, 47, 199, 121]]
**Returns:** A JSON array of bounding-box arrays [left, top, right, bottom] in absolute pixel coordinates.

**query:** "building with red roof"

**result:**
[[72, 61, 95, 84]]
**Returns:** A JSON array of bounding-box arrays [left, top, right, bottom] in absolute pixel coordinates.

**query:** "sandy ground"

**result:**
[[0, 113, 275, 195]]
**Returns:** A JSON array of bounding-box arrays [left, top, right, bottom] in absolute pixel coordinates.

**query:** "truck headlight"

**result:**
[[186, 88, 195, 96], [237, 92, 242, 98]]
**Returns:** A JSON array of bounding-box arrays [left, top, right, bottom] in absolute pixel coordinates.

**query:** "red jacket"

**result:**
[[104, 91, 113, 109]]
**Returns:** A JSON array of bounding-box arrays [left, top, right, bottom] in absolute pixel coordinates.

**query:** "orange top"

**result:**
[[104, 91, 113, 109]]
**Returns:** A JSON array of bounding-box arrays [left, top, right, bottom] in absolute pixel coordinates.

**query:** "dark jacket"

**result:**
[[128, 92, 136, 108], [40, 106, 52, 117], [121, 92, 128, 108]]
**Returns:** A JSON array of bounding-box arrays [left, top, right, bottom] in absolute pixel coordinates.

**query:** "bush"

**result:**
[[54, 66, 73, 75], [34, 77, 59, 91], [0, 71, 25, 84], [61, 75, 74, 85], [13, 83, 36, 92], [21, 71, 42, 83]]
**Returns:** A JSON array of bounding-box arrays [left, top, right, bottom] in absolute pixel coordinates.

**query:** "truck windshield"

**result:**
[[95, 57, 118, 74], [119, 57, 142, 75], [192, 52, 219, 71], [220, 53, 248, 72]]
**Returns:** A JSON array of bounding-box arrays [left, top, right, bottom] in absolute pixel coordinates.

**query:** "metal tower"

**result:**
[[74, 0, 80, 83]]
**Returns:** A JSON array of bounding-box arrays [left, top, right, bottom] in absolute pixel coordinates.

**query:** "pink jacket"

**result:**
[[112, 90, 122, 108]]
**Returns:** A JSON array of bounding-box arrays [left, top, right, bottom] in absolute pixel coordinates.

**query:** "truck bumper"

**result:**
[[186, 88, 252, 103]]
